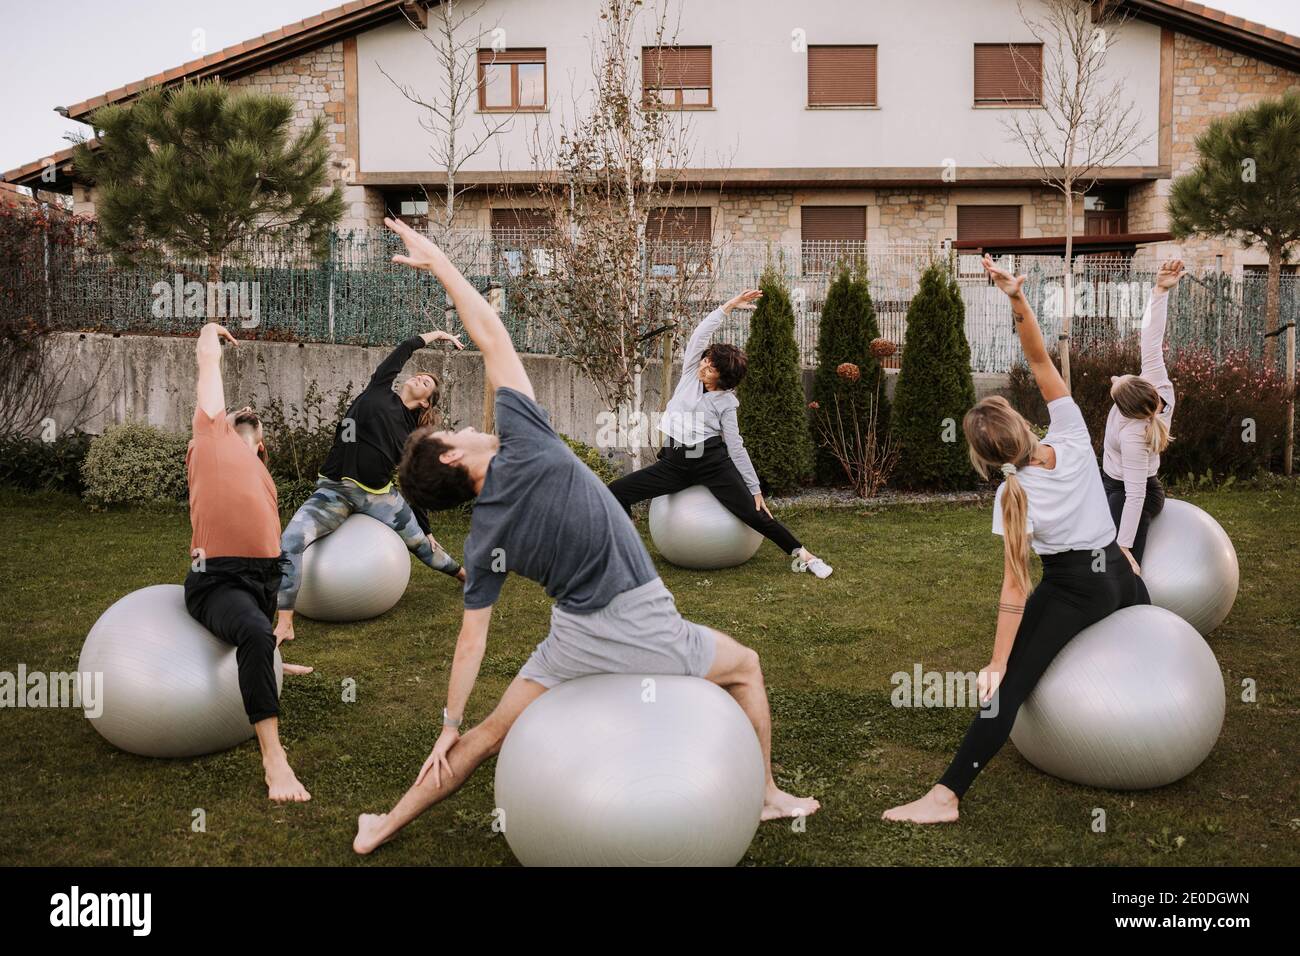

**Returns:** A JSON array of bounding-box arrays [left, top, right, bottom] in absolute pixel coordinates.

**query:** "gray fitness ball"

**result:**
[[494, 674, 766, 866], [295, 513, 412, 622], [1010, 605, 1225, 790], [79, 584, 283, 758], [1139, 498, 1239, 635], [648, 485, 762, 570]]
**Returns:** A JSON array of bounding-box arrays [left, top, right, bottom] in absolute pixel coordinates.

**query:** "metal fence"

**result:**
[[3, 221, 1293, 374]]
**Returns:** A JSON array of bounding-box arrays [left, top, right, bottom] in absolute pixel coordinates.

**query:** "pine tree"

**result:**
[[892, 262, 978, 490], [74, 81, 343, 289], [812, 265, 888, 483], [737, 268, 815, 494]]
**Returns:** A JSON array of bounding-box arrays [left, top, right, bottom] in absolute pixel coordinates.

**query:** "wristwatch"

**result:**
[[442, 707, 463, 730]]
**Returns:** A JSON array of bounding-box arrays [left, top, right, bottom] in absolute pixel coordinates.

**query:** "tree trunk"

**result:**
[[1060, 184, 1075, 390], [207, 254, 222, 322], [1274, 246, 1294, 476]]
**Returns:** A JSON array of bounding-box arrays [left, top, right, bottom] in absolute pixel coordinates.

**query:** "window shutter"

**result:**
[[973, 43, 1041, 104], [477, 48, 546, 65], [647, 207, 711, 243], [956, 205, 1022, 240], [808, 46, 877, 106], [491, 208, 552, 236], [801, 206, 867, 240], [643, 46, 712, 89]]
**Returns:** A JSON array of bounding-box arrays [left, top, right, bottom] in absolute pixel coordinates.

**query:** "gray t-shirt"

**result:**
[[462, 388, 657, 613]]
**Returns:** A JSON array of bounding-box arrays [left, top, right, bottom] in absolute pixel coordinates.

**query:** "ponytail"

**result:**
[[1146, 413, 1171, 456], [1000, 473, 1033, 596], [418, 404, 441, 429]]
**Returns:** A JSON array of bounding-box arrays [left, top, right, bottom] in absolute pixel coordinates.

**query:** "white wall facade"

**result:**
[[356, 0, 1163, 175]]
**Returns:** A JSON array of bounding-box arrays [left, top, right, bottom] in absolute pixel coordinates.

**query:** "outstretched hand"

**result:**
[[722, 289, 762, 313], [1155, 258, 1186, 292], [982, 254, 1026, 300], [385, 216, 446, 272]]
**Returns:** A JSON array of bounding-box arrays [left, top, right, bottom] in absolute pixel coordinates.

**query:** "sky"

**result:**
[[2, 0, 1299, 174]]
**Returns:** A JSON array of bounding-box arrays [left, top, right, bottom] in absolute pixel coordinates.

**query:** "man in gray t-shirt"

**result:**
[[352, 217, 819, 857], [461, 386, 655, 614]]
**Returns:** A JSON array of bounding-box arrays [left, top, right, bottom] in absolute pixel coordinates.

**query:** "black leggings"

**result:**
[[184, 557, 282, 724], [937, 542, 1149, 798], [607, 438, 802, 555], [1101, 471, 1166, 564]]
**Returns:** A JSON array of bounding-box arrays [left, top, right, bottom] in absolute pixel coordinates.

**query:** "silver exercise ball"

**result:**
[[295, 513, 412, 622], [1140, 498, 1239, 635], [495, 674, 766, 866], [648, 485, 763, 570], [79, 584, 283, 758], [1010, 605, 1225, 790]]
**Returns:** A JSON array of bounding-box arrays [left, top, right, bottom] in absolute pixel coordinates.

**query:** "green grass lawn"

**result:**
[[1, 483, 1296, 867]]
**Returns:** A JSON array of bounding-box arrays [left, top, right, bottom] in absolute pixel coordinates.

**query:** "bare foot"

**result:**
[[762, 785, 820, 821], [882, 785, 959, 824], [274, 612, 295, 645], [265, 755, 311, 803], [282, 662, 314, 676], [353, 813, 393, 855]]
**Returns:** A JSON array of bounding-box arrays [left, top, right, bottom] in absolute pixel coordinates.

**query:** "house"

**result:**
[[4, 0, 1298, 273]]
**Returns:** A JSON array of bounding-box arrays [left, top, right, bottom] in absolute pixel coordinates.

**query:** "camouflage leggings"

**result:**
[[278, 477, 460, 611]]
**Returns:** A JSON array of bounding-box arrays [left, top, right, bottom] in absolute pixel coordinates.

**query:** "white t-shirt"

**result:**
[[992, 397, 1117, 555]]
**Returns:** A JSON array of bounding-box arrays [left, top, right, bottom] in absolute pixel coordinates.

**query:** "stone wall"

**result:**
[[1128, 32, 1300, 267]]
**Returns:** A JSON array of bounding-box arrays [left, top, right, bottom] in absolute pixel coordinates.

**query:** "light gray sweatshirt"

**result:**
[[658, 308, 763, 494], [1101, 289, 1176, 548]]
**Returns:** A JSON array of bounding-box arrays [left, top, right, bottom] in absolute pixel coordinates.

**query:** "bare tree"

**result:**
[[509, 0, 721, 467], [379, 0, 519, 246], [1001, 0, 1150, 386]]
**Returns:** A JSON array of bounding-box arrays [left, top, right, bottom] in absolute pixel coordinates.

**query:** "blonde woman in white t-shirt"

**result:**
[[884, 255, 1148, 825], [1101, 259, 1185, 572]]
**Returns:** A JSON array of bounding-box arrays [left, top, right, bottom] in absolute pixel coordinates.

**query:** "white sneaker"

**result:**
[[806, 557, 833, 579]]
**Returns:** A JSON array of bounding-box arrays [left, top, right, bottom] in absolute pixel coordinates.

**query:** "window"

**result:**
[[957, 205, 1022, 241], [477, 49, 547, 111], [388, 191, 430, 229], [801, 206, 866, 274], [973, 43, 1042, 105], [647, 207, 711, 272], [491, 208, 553, 275], [808, 45, 878, 107], [642, 46, 712, 108]]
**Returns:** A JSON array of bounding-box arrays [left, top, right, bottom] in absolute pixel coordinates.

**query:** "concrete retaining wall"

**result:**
[[33, 332, 1010, 455]]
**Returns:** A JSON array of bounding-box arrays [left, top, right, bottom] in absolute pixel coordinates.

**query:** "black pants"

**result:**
[[1101, 471, 1166, 564], [607, 438, 802, 555], [184, 556, 282, 724], [937, 542, 1150, 798]]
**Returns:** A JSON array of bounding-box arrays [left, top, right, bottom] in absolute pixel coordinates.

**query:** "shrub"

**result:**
[[562, 434, 621, 485], [1007, 343, 1292, 480], [891, 263, 978, 490], [81, 422, 189, 504], [736, 268, 816, 494], [812, 266, 888, 483], [0, 432, 93, 496], [258, 377, 354, 495]]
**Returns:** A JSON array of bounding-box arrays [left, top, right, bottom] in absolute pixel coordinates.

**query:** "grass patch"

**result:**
[[0, 484, 1296, 866]]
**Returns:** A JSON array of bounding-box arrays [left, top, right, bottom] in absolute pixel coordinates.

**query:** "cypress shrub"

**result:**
[[892, 262, 978, 490], [811, 266, 888, 483], [737, 268, 815, 494]]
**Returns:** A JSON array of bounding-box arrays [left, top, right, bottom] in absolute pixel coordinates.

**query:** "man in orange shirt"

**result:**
[[184, 322, 311, 802]]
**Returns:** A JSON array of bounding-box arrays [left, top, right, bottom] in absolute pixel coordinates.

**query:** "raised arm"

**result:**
[[368, 329, 464, 392], [681, 290, 761, 376], [982, 254, 1068, 404], [1140, 259, 1183, 385], [195, 323, 237, 419], [386, 217, 533, 400]]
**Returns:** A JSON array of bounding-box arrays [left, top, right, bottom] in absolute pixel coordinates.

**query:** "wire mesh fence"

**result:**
[[2, 220, 1293, 374]]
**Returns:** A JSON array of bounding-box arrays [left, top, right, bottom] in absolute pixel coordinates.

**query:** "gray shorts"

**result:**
[[517, 577, 718, 689]]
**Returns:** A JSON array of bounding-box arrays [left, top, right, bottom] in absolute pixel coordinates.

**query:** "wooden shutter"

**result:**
[[808, 46, 877, 106], [647, 207, 711, 243], [477, 48, 546, 65], [642, 46, 712, 89], [956, 205, 1022, 240], [973, 43, 1041, 104], [491, 208, 552, 234], [801, 206, 866, 240]]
